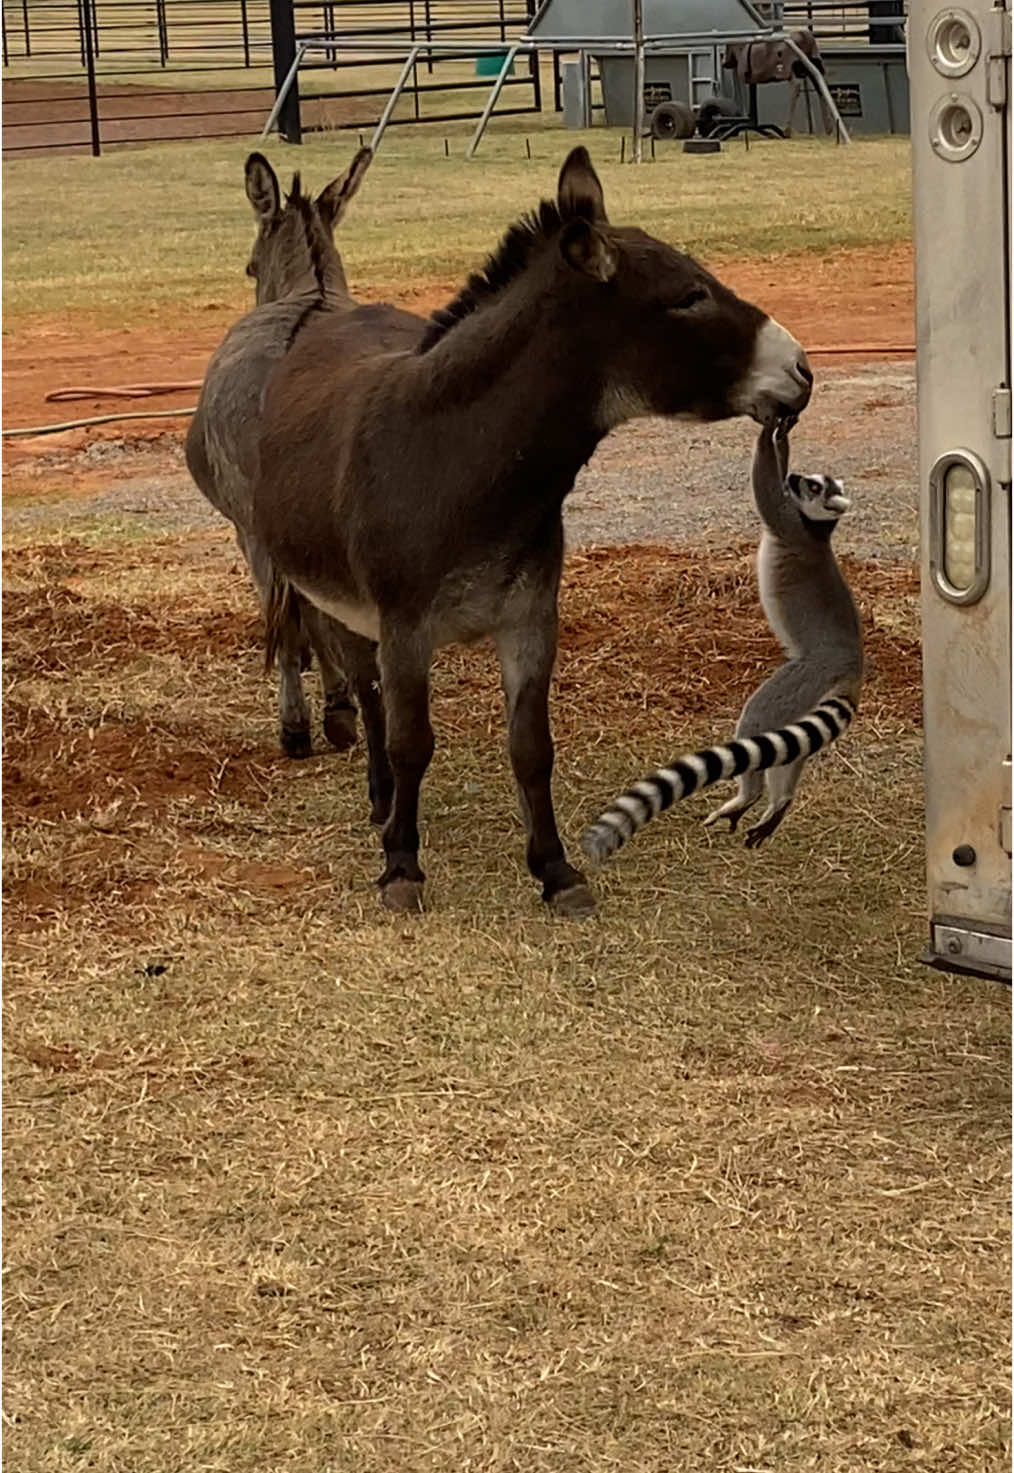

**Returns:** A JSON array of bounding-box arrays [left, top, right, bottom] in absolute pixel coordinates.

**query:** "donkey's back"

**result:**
[[187, 296, 327, 526]]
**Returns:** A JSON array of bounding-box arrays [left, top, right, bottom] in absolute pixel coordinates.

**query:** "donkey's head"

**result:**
[[243, 147, 373, 305], [552, 148, 813, 427], [423, 149, 811, 430]]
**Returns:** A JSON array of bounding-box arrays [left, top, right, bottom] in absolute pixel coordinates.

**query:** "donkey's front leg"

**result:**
[[495, 614, 596, 918], [376, 624, 434, 913]]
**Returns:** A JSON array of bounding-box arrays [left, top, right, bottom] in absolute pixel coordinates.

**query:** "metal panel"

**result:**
[[926, 923, 1013, 982], [598, 50, 692, 122], [752, 47, 911, 133], [912, 0, 1012, 981], [529, 0, 764, 42]]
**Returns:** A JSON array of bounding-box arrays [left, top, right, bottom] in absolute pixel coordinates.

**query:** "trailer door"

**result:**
[[912, 0, 1012, 981]]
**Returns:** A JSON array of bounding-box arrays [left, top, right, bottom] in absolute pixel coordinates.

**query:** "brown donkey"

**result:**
[[186, 146, 372, 757], [253, 147, 813, 916]]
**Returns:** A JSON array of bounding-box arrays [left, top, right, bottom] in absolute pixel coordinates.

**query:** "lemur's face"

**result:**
[[786, 472, 850, 524]]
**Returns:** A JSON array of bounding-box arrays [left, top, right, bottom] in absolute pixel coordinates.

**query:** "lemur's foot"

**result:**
[[704, 802, 748, 833]]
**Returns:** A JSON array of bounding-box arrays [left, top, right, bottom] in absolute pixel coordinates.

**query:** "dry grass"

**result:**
[[4, 521, 1009, 1472], [2, 127, 911, 322]]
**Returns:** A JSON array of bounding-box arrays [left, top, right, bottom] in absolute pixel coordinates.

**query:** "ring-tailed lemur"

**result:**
[[582, 415, 863, 861]]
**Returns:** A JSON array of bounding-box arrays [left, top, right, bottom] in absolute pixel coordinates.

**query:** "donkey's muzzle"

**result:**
[[734, 320, 814, 424], [776, 352, 814, 415]]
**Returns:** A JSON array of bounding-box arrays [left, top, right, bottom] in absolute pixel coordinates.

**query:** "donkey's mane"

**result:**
[[286, 174, 332, 303], [419, 198, 564, 354]]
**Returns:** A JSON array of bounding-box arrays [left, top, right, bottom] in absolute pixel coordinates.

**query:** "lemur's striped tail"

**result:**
[[581, 696, 856, 863]]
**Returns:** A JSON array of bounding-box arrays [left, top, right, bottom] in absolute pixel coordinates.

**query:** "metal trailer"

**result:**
[[911, 0, 1012, 982]]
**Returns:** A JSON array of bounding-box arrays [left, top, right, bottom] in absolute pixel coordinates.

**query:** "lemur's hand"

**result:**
[[775, 411, 798, 437]]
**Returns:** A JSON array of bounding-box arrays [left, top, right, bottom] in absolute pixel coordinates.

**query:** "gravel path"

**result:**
[[6, 363, 917, 561]]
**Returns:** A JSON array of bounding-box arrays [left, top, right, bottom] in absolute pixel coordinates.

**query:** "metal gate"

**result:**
[[2, 0, 276, 157], [268, 0, 541, 143]]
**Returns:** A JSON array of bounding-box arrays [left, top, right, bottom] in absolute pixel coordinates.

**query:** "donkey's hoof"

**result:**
[[323, 701, 358, 752], [380, 878, 425, 914], [549, 883, 597, 918], [281, 725, 313, 760]]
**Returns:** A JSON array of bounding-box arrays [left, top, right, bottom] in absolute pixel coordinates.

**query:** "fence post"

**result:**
[[269, 0, 302, 142], [80, 0, 100, 155], [156, 0, 169, 65]]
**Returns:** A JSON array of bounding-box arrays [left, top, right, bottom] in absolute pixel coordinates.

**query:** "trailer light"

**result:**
[[929, 450, 991, 604], [928, 9, 981, 77]]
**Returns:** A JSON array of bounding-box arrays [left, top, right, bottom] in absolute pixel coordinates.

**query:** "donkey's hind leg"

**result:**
[[332, 625, 393, 826], [301, 604, 358, 752], [273, 610, 314, 758], [495, 603, 595, 919], [376, 622, 434, 912], [236, 527, 313, 758]]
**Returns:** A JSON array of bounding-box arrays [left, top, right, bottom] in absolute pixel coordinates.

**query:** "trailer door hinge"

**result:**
[[988, 8, 1011, 106], [994, 386, 1013, 438]]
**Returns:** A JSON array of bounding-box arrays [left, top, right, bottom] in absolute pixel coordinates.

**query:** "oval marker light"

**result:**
[[929, 450, 991, 604]]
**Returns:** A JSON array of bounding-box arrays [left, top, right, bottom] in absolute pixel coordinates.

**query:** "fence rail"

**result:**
[[2, 0, 542, 154]]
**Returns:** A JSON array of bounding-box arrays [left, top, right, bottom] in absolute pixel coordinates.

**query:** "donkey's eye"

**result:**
[[666, 287, 709, 314]]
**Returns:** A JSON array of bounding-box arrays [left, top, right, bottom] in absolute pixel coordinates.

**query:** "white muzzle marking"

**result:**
[[732, 317, 812, 422]]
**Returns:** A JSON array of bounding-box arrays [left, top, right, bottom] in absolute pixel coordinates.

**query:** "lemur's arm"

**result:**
[[751, 417, 799, 538]]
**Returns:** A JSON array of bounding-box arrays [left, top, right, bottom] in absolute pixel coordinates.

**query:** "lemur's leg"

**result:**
[[704, 770, 763, 832], [744, 759, 805, 848]]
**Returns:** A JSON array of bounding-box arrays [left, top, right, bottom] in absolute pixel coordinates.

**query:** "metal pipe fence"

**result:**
[[3, 0, 540, 154]]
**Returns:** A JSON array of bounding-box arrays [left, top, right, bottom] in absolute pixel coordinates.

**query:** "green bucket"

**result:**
[[475, 51, 514, 77]]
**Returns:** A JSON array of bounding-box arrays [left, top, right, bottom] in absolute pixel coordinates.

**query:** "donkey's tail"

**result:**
[[263, 568, 302, 674], [581, 695, 856, 862]]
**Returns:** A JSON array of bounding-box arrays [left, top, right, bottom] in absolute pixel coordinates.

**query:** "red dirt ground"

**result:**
[[2, 244, 913, 460], [2, 78, 378, 157]]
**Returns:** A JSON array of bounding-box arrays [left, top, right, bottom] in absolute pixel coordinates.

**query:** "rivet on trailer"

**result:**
[[912, 0, 1012, 981]]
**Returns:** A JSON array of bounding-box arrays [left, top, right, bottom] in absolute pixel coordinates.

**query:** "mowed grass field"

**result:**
[[2, 124, 912, 321], [3, 129, 1010, 1471]]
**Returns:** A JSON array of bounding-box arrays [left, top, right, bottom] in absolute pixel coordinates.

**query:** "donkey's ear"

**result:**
[[557, 146, 608, 222], [245, 153, 280, 225], [560, 219, 618, 283], [316, 146, 373, 230]]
